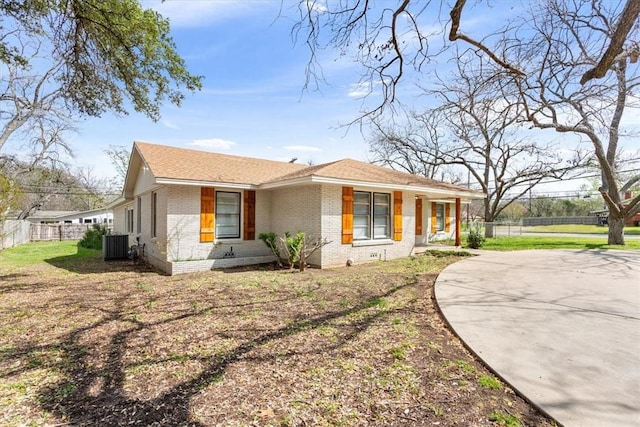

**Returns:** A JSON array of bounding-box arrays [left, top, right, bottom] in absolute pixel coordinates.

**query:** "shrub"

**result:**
[[466, 225, 485, 249], [258, 232, 282, 267], [79, 224, 109, 250], [282, 231, 305, 269], [259, 231, 330, 271]]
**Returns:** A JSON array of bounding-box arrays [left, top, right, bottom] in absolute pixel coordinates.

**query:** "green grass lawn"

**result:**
[[0, 240, 98, 268], [479, 236, 640, 251], [525, 224, 640, 235]]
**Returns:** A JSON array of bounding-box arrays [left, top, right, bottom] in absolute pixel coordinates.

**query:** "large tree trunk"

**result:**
[[484, 201, 495, 238], [484, 223, 495, 239], [607, 215, 625, 245]]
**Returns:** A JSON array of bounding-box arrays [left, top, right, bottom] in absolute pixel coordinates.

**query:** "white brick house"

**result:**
[[112, 142, 484, 274]]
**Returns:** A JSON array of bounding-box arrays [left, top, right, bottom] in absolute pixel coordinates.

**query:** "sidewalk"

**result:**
[[435, 249, 640, 426]]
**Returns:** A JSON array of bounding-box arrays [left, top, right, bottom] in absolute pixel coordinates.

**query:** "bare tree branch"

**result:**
[[448, 0, 526, 77], [580, 0, 640, 84], [507, 0, 639, 244]]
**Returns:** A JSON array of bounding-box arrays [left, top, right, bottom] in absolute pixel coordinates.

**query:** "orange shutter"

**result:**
[[393, 191, 403, 241], [342, 187, 353, 244], [243, 190, 256, 240], [200, 187, 215, 242], [431, 202, 437, 233], [445, 203, 451, 232], [415, 198, 423, 235]]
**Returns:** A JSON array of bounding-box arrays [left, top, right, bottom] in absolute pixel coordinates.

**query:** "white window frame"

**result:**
[[353, 191, 391, 240], [136, 197, 141, 234], [126, 207, 134, 233], [215, 191, 241, 239], [436, 203, 445, 232], [151, 192, 157, 238]]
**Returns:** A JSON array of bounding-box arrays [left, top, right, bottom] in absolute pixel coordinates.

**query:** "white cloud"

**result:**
[[284, 145, 322, 152], [189, 138, 236, 150], [161, 120, 179, 130], [348, 81, 373, 98], [306, 0, 328, 13]]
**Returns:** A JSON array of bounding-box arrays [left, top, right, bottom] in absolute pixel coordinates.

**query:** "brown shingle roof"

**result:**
[[135, 141, 306, 185], [269, 159, 478, 194], [133, 142, 482, 196]]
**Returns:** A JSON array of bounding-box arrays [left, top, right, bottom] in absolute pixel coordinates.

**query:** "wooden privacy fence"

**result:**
[[30, 223, 92, 242], [2, 222, 110, 249]]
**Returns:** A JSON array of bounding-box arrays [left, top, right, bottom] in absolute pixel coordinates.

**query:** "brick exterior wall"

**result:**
[[114, 179, 460, 274], [319, 185, 417, 268], [140, 185, 271, 274], [169, 255, 275, 275], [269, 185, 323, 266], [112, 204, 128, 236]]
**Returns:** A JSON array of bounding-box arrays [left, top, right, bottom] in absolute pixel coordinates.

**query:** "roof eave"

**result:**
[[155, 178, 256, 189], [260, 175, 485, 199]]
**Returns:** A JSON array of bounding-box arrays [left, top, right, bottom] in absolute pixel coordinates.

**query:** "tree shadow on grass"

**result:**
[[45, 249, 159, 275], [584, 243, 608, 249], [3, 283, 411, 426]]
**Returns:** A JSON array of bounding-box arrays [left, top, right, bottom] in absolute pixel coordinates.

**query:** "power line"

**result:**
[[21, 190, 120, 196]]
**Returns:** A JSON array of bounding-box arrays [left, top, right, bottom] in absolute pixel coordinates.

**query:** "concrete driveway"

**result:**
[[435, 249, 640, 426]]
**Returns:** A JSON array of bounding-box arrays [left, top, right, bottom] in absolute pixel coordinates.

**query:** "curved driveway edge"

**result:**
[[435, 249, 640, 427]]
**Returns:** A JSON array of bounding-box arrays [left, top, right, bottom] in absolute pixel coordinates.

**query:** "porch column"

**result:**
[[455, 198, 461, 246]]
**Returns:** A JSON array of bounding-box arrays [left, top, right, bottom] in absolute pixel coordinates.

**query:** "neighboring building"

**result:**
[[25, 208, 113, 225], [111, 142, 484, 275], [592, 191, 640, 226]]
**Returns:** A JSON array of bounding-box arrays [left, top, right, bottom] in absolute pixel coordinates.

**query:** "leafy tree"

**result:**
[[0, 171, 23, 231], [526, 196, 605, 219], [1, 156, 115, 219], [499, 202, 525, 222], [0, 0, 202, 124], [0, 1, 201, 219]]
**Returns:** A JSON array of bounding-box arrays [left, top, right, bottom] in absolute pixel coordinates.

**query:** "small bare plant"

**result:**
[[260, 231, 330, 271]]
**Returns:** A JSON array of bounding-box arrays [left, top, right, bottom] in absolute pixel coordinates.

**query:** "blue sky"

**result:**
[[71, 1, 387, 178], [65, 0, 638, 196], [70, 1, 519, 180]]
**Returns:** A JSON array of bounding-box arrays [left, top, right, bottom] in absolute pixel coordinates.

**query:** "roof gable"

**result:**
[[134, 141, 307, 185]]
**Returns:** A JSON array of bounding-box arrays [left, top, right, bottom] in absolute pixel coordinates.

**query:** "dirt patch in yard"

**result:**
[[0, 247, 555, 426]]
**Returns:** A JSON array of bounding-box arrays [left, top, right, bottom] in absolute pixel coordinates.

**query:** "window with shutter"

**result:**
[[200, 187, 215, 242], [431, 202, 437, 233], [445, 203, 451, 232], [243, 190, 256, 240], [344, 187, 397, 243], [393, 191, 402, 241], [215, 192, 241, 239], [342, 187, 354, 244]]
